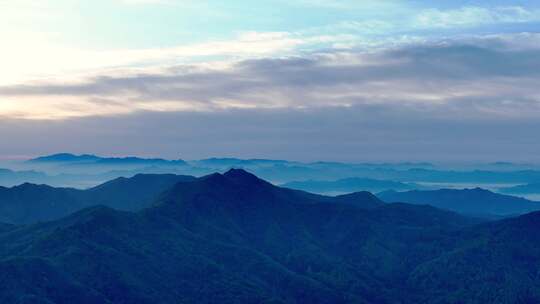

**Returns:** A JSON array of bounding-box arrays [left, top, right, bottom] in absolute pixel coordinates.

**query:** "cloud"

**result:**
[[313, 5, 540, 38], [1, 34, 539, 120], [291, 0, 402, 10], [2, 2, 539, 87], [415, 6, 540, 29], [0, 29, 316, 87]]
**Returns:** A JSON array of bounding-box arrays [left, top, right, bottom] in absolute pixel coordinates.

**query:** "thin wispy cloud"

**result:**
[[1, 34, 539, 120], [415, 6, 540, 29], [1, 2, 538, 85]]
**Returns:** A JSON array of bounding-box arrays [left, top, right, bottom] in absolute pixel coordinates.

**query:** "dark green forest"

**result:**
[[0, 169, 539, 303]]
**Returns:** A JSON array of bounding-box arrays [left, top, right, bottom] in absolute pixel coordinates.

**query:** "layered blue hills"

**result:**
[[0, 170, 540, 302]]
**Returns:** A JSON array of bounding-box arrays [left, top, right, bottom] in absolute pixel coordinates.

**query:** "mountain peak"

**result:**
[[176, 169, 270, 195], [469, 187, 489, 192], [14, 182, 56, 191], [223, 168, 261, 182]]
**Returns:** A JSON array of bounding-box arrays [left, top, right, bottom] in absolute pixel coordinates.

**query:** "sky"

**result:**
[[0, 0, 539, 162]]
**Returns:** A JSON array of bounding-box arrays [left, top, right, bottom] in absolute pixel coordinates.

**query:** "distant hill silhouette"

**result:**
[[378, 188, 540, 217], [0, 174, 195, 224], [0, 168, 49, 186], [500, 182, 540, 194], [29, 153, 188, 166], [17, 154, 540, 190], [30, 153, 101, 163], [194, 157, 291, 168], [282, 177, 419, 194]]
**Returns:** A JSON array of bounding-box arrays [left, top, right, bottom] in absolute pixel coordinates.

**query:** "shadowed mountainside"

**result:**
[[407, 210, 540, 303], [0, 171, 384, 225], [1, 170, 540, 303], [0, 174, 196, 224], [0, 169, 503, 303]]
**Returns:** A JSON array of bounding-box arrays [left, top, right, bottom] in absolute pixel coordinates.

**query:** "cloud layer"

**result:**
[[1, 34, 539, 119]]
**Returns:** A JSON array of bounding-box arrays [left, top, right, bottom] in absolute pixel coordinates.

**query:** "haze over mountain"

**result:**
[[282, 177, 420, 195], [0, 168, 49, 187], [500, 182, 540, 195], [378, 188, 540, 217], [1, 169, 540, 303], [7, 159, 540, 225], [5, 153, 540, 191]]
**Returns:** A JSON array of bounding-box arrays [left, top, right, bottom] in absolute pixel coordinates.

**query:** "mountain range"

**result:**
[[500, 182, 540, 195], [282, 177, 420, 194], [3, 169, 539, 225], [29, 153, 188, 166], [3, 153, 540, 189], [1, 169, 540, 303], [0, 174, 195, 224], [0, 170, 540, 224], [378, 188, 540, 217], [0, 171, 386, 225]]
